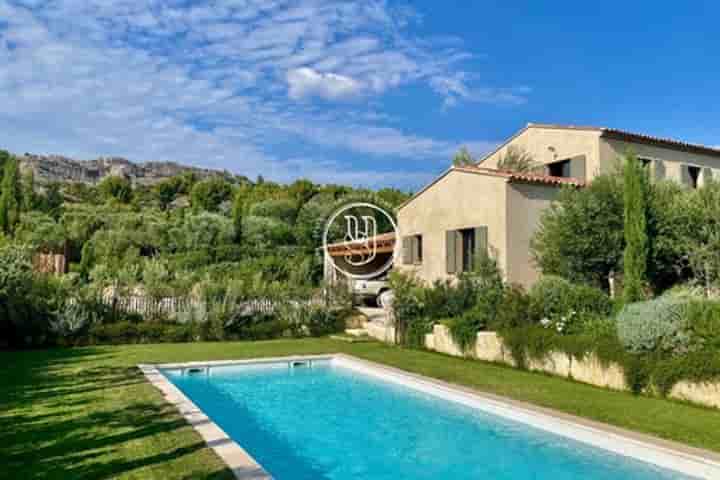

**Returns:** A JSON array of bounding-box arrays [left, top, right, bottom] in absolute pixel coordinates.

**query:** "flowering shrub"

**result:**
[[540, 310, 577, 335]]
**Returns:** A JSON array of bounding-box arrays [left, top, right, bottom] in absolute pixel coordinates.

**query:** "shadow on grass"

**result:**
[[0, 347, 234, 479]]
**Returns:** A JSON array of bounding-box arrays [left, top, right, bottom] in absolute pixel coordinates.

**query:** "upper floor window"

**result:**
[[688, 165, 701, 189], [547, 159, 571, 177]]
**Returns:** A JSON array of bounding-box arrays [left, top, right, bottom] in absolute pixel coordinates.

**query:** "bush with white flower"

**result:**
[[540, 310, 577, 335]]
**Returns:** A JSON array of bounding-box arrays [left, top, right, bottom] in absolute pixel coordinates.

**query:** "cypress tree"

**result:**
[[0, 156, 21, 235], [622, 153, 649, 303], [231, 189, 245, 244], [22, 168, 35, 211]]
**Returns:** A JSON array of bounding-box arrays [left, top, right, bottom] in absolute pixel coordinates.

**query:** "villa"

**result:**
[[396, 123, 720, 288]]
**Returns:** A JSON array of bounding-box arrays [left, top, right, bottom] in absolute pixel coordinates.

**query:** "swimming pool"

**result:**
[[151, 355, 717, 479]]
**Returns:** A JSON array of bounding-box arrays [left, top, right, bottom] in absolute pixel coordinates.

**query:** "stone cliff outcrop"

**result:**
[[18, 153, 246, 185]]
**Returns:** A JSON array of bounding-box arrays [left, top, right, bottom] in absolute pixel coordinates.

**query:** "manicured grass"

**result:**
[[3, 339, 720, 479]]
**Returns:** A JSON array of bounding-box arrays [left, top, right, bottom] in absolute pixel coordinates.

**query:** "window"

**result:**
[[414, 235, 423, 264], [461, 229, 475, 272], [639, 157, 652, 168], [547, 159, 571, 178], [402, 234, 423, 265], [688, 165, 701, 189], [446, 226, 488, 274]]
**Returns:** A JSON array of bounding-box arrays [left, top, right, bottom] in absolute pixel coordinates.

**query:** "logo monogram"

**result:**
[[343, 215, 377, 266], [322, 202, 400, 280]]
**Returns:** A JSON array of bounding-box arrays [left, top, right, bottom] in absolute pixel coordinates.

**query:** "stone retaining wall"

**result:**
[[365, 322, 397, 344], [424, 324, 718, 408]]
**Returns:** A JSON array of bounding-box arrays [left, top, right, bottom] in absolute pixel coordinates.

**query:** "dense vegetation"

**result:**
[[391, 153, 720, 400], [0, 149, 410, 348]]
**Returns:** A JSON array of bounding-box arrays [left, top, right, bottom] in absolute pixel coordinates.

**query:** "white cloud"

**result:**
[[430, 73, 530, 109], [0, 0, 521, 188], [286, 67, 363, 100]]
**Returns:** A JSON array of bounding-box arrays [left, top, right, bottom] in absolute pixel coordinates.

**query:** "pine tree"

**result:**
[[0, 156, 21, 235], [622, 153, 649, 303], [452, 146, 475, 167]]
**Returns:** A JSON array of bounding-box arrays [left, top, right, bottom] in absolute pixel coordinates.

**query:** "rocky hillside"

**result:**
[[18, 153, 247, 186]]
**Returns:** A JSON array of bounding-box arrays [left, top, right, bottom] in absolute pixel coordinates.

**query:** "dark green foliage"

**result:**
[[98, 175, 133, 203], [38, 182, 64, 219], [231, 188, 245, 243], [0, 156, 22, 234], [190, 177, 232, 212], [623, 153, 650, 302], [531, 176, 624, 289], [685, 300, 720, 350], [249, 198, 298, 224], [22, 169, 36, 211], [154, 176, 184, 209], [491, 284, 534, 330], [0, 244, 67, 347], [529, 275, 613, 325]]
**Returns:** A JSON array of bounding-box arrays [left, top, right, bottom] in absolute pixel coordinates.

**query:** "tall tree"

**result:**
[[98, 175, 133, 203], [622, 153, 649, 303], [231, 187, 246, 244], [22, 168, 36, 211], [0, 150, 10, 189], [452, 146, 475, 167], [497, 146, 540, 173], [0, 156, 22, 235]]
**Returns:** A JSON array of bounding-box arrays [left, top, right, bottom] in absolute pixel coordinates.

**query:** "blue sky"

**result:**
[[1, 1, 718, 190]]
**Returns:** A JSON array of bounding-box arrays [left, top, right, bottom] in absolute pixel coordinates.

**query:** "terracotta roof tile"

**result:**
[[456, 166, 585, 187]]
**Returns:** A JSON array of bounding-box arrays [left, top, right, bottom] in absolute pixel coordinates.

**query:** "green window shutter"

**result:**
[[569, 155, 586, 181], [455, 231, 464, 273], [402, 236, 412, 264], [680, 164, 691, 187], [446, 230, 456, 274], [474, 226, 488, 260]]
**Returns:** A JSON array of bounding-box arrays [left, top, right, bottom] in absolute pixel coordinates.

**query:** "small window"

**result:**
[[460, 229, 475, 272], [688, 165, 701, 189], [639, 157, 652, 169], [403, 235, 423, 265], [547, 159, 571, 178], [413, 235, 423, 264]]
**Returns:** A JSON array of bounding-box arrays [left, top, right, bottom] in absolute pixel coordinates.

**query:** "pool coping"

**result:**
[[140, 353, 720, 480]]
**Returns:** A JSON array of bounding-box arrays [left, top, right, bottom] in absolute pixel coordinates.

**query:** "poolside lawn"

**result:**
[[3, 339, 720, 479]]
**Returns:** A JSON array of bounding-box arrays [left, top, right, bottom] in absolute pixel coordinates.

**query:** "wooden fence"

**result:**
[[100, 294, 325, 318]]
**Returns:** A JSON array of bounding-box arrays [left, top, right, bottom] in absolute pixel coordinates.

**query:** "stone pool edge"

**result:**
[[139, 354, 336, 480], [141, 353, 720, 480]]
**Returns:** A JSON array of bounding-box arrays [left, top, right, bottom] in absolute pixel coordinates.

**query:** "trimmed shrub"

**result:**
[[529, 276, 613, 324], [685, 300, 720, 350], [490, 284, 534, 330], [616, 298, 691, 356]]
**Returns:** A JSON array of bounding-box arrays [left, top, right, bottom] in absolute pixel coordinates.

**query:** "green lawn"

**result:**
[[3, 339, 720, 479]]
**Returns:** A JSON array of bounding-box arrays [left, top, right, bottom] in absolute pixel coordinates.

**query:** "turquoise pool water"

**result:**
[[163, 360, 693, 479]]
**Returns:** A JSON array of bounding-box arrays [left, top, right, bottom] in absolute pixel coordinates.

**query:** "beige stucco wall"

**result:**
[[396, 169, 509, 284], [505, 183, 561, 288], [481, 127, 602, 183], [423, 326, 719, 408], [599, 138, 720, 185]]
